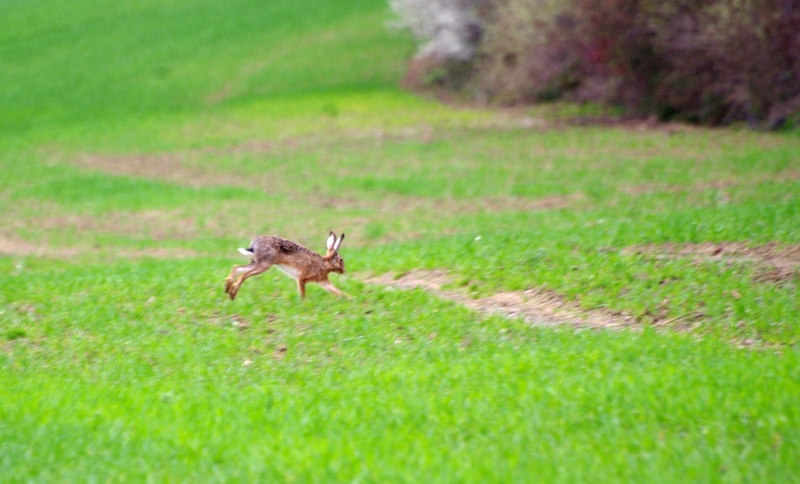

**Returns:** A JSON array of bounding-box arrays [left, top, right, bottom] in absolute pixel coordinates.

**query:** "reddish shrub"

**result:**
[[417, 0, 800, 127]]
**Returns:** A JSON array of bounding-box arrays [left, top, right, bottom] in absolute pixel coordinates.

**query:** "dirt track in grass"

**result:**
[[367, 269, 635, 330], [624, 242, 800, 283], [367, 241, 799, 331]]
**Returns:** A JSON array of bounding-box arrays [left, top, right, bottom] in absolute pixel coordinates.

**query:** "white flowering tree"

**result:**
[[388, 0, 484, 61]]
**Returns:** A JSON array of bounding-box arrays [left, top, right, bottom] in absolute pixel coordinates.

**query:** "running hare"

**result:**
[[225, 232, 348, 300]]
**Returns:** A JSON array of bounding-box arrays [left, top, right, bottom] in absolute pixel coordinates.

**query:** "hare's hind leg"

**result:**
[[227, 262, 272, 300], [225, 263, 253, 295]]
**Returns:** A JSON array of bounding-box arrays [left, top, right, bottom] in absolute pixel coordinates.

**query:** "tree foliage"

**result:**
[[391, 0, 800, 127]]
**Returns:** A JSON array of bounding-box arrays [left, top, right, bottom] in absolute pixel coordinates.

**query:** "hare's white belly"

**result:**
[[275, 264, 301, 280]]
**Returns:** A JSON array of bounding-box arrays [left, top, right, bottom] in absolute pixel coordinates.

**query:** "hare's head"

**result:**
[[324, 231, 346, 274]]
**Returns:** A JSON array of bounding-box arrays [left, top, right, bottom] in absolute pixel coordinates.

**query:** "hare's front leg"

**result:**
[[319, 280, 351, 299], [296, 278, 307, 299]]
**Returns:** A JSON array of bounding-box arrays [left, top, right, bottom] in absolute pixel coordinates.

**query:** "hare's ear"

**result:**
[[334, 233, 345, 251], [326, 231, 337, 250]]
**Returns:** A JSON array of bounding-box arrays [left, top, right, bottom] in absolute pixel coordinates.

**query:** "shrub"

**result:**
[[389, 0, 489, 89], [392, 0, 800, 127], [471, 0, 573, 103]]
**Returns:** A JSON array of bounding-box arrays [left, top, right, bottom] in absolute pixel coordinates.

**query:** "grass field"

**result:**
[[1, 0, 799, 481]]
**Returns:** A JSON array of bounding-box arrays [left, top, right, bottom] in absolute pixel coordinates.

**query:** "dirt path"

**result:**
[[366, 270, 634, 330], [623, 242, 800, 283], [365, 242, 799, 332]]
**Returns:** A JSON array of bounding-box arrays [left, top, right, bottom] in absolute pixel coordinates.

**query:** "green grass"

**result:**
[[1, 0, 799, 481], [2, 259, 798, 481], [0, 0, 409, 136]]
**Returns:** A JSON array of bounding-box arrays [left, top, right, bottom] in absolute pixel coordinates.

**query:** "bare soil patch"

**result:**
[[29, 209, 196, 238], [367, 269, 634, 330], [0, 235, 198, 260], [72, 152, 254, 188], [624, 242, 800, 283], [0, 236, 80, 258], [622, 171, 800, 198]]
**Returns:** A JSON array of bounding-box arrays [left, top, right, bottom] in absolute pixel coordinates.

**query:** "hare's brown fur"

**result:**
[[224, 232, 347, 300]]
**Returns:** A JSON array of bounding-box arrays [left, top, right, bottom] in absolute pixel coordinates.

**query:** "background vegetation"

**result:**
[[1, 0, 798, 481], [393, 0, 800, 128]]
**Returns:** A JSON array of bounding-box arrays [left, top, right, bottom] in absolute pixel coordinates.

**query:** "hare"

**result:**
[[225, 231, 348, 300]]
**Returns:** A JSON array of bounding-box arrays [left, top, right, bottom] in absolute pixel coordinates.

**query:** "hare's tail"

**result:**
[[238, 247, 256, 260]]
